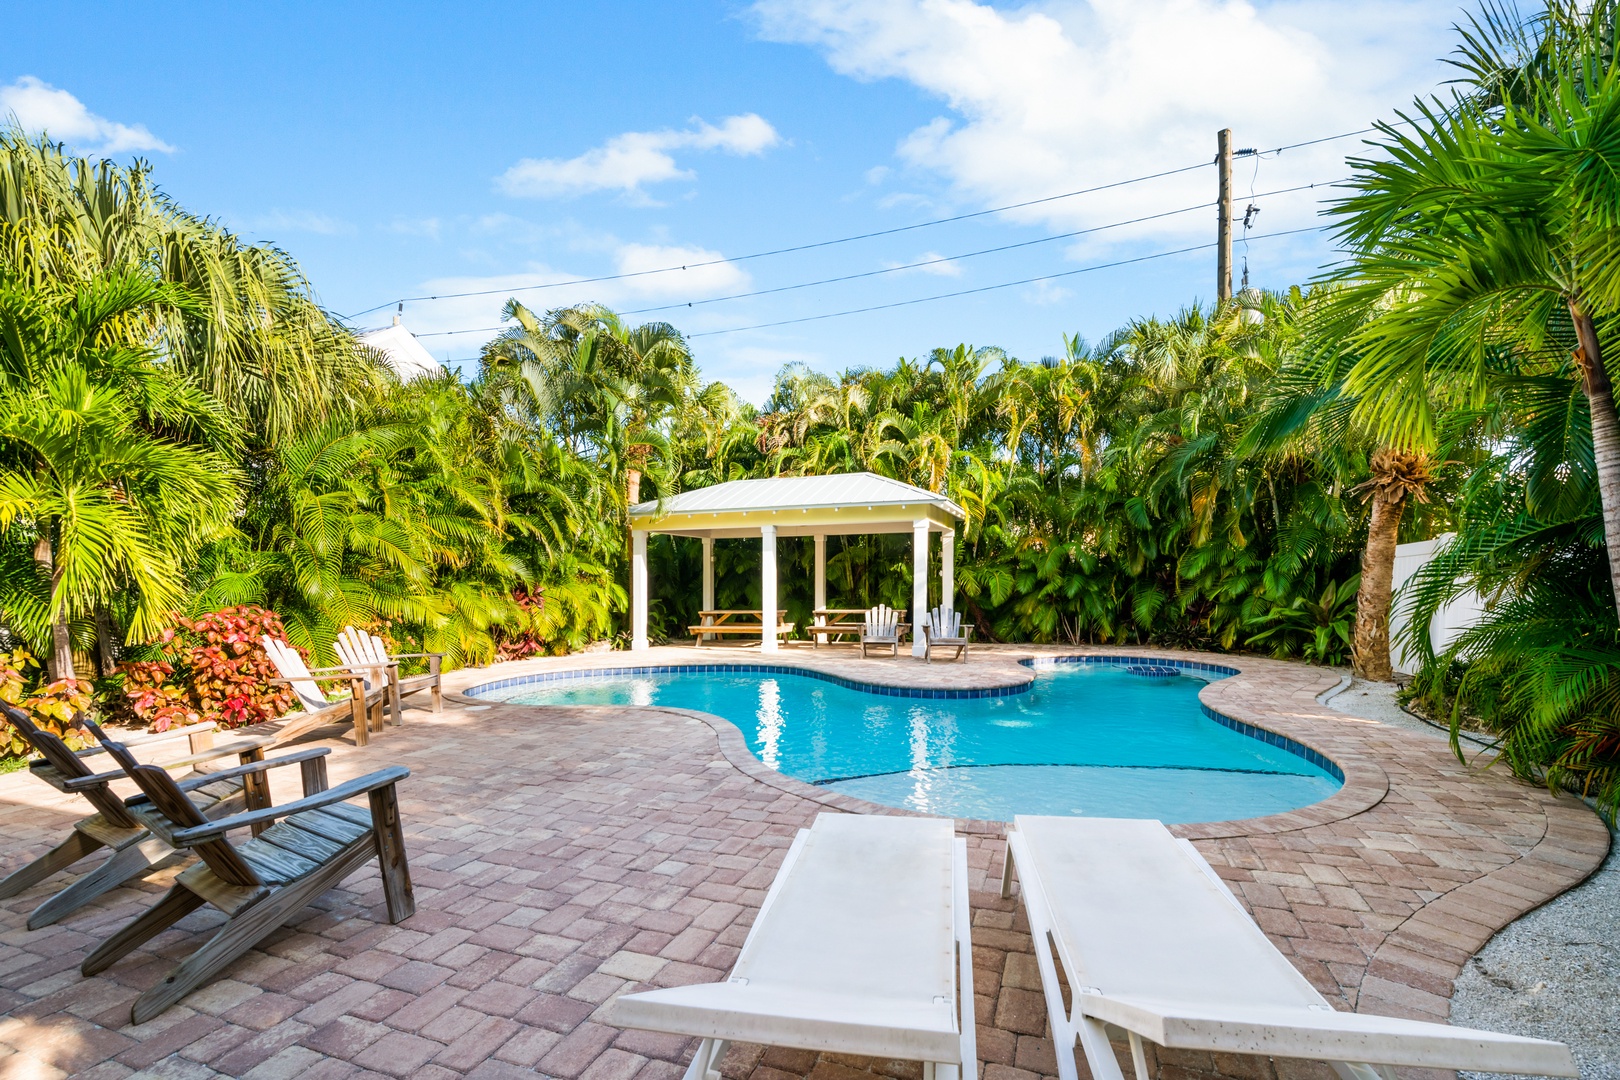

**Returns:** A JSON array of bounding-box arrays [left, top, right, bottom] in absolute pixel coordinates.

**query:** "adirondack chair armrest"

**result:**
[[268, 674, 365, 692], [171, 765, 411, 844], [387, 653, 442, 660], [59, 736, 277, 790], [122, 747, 333, 803], [72, 721, 221, 757]]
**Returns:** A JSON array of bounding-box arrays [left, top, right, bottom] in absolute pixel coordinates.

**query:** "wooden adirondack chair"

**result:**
[[861, 604, 906, 658], [334, 627, 443, 725], [0, 704, 272, 929], [80, 723, 415, 1024], [922, 606, 973, 663], [261, 636, 386, 747]]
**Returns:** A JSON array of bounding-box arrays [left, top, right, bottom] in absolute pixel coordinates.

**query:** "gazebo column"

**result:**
[[761, 524, 778, 653], [942, 528, 955, 613], [701, 536, 714, 612], [813, 534, 827, 626], [911, 519, 929, 657], [631, 529, 649, 652]]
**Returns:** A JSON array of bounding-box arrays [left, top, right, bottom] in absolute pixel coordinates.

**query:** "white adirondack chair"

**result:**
[[860, 605, 904, 658], [922, 606, 973, 663], [260, 636, 384, 747], [335, 627, 443, 725]]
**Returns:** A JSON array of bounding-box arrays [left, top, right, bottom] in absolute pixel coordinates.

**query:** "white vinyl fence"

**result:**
[[1389, 533, 1488, 676]]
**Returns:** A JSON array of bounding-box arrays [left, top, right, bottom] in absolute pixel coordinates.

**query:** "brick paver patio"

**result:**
[[0, 645, 1608, 1080]]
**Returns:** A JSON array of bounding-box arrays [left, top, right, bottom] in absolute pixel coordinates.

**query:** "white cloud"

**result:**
[[497, 114, 782, 198], [752, 0, 1456, 245], [614, 243, 750, 297], [0, 76, 174, 154], [886, 251, 963, 277]]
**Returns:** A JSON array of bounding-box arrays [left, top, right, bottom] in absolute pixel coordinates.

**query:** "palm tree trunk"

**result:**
[[1569, 302, 1620, 614], [95, 607, 118, 676], [1353, 490, 1402, 681], [33, 532, 75, 682]]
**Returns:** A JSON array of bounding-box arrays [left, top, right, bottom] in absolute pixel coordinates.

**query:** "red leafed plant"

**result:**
[[494, 585, 547, 661], [115, 606, 299, 732], [0, 649, 95, 755]]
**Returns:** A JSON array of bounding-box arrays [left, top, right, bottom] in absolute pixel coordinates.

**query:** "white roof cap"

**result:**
[[631, 472, 964, 520], [358, 323, 445, 381]]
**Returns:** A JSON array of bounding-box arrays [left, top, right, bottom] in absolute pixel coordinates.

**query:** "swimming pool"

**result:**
[[470, 662, 1341, 823]]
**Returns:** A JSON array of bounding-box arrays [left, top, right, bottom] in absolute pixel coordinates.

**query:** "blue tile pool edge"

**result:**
[[463, 654, 1344, 784], [462, 662, 1033, 702]]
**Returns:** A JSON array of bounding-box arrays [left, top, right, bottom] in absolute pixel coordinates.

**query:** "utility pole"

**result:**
[[1216, 128, 1233, 304]]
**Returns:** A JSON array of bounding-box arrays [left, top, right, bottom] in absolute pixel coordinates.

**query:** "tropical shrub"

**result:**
[[114, 606, 298, 731], [0, 648, 93, 754]]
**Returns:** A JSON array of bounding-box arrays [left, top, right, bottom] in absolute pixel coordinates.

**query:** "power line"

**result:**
[[687, 225, 1327, 339], [621, 180, 1339, 318], [344, 122, 1384, 321], [414, 223, 1328, 340]]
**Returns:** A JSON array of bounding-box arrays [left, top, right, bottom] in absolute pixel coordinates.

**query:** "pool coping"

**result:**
[[454, 647, 1387, 837]]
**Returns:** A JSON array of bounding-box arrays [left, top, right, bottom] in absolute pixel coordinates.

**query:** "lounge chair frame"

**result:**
[[612, 814, 975, 1080], [1000, 816, 1577, 1080]]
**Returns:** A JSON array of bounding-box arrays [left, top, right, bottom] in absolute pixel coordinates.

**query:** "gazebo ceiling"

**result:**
[[629, 472, 965, 539]]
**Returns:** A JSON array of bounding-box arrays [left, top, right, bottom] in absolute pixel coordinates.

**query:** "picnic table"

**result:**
[[807, 608, 874, 648], [689, 609, 794, 647]]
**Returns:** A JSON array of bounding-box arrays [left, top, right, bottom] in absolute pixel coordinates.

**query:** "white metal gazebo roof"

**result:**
[[629, 472, 965, 539]]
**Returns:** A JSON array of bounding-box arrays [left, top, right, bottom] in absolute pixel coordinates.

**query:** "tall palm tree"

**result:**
[[1327, 0, 1620, 611], [0, 130, 387, 443], [0, 270, 239, 678]]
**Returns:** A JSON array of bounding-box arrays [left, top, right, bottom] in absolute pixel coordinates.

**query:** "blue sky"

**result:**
[[6, 0, 1464, 403]]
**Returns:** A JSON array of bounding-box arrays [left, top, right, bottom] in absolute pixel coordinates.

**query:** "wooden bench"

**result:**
[[807, 608, 870, 647], [690, 609, 794, 646]]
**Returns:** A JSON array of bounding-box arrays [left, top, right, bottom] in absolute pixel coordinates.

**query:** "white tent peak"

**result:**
[[358, 320, 444, 382]]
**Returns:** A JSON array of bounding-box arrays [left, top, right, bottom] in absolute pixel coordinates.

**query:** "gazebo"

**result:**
[[628, 472, 967, 656]]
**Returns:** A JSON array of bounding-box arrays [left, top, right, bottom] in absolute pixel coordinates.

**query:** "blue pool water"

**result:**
[[473, 663, 1341, 823]]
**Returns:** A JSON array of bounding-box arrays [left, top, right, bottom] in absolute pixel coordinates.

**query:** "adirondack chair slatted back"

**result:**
[[96, 735, 264, 888], [865, 605, 898, 636], [334, 628, 380, 689], [262, 636, 328, 711], [930, 607, 962, 638], [0, 705, 140, 827]]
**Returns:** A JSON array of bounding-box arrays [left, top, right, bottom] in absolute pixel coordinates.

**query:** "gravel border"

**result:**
[[1326, 678, 1618, 1079]]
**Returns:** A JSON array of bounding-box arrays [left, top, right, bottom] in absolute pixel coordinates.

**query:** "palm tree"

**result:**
[[0, 130, 387, 443], [0, 269, 239, 678], [1326, 0, 1620, 611]]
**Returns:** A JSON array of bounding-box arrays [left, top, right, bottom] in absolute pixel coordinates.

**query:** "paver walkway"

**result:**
[[0, 646, 1607, 1080]]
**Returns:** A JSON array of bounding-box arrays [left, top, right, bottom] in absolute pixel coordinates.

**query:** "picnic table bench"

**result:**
[[807, 608, 875, 647], [690, 609, 795, 646]]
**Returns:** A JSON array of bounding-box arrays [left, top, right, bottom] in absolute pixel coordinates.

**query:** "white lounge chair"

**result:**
[[334, 627, 444, 726], [860, 604, 906, 658], [606, 813, 976, 1080], [921, 606, 973, 663], [261, 636, 385, 747], [1000, 816, 1577, 1080]]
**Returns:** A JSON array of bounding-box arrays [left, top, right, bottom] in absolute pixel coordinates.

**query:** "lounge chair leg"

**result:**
[[681, 1037, 729, 1080], [82, 884, 204, 975], [27, 835, 174, 929], [1128, 1031, 1150, 1080], [1000, 845, 1016, 899], [0, 829, 102, 900]]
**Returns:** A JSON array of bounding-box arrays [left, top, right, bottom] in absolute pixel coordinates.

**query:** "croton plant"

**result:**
[[116, 606, 299, 732]]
